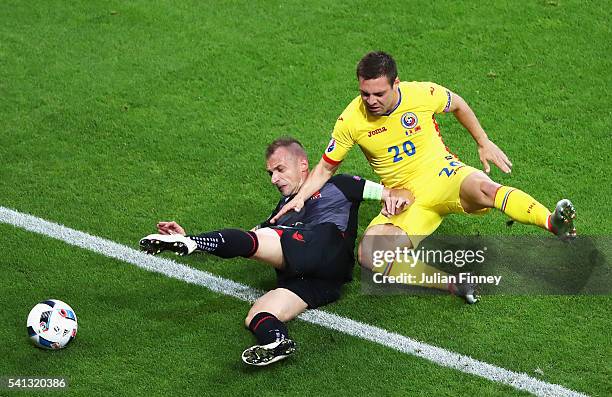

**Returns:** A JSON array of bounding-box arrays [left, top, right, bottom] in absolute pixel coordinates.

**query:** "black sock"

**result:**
[[188, 229, 258, 258], [248, 312, 289, 345]]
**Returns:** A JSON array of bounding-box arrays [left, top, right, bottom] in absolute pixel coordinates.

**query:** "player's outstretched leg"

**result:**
[[493, 187, 577, 240], [140, 229, 259, 257], [461, 174, 577, 241], [242, 311, 296, 366]]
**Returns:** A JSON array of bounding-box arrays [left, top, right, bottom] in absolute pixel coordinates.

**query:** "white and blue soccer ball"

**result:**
[[27, 299, 78, 350]]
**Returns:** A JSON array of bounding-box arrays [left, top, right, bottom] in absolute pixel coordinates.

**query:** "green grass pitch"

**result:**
[[0, 1, 610, 396]]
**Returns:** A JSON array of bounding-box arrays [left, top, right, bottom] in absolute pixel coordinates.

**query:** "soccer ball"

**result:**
[[26, 299, 78, 350]]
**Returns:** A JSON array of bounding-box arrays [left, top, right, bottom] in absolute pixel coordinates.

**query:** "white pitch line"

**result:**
[[0, 206, 588, 397]]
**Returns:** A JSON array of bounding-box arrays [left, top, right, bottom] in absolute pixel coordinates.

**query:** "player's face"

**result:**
[[266, 147, 307, 196], [359, 76, 400, 116]]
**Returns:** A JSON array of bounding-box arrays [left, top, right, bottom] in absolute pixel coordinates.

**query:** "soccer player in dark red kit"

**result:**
[[140, 137, 412, 366]]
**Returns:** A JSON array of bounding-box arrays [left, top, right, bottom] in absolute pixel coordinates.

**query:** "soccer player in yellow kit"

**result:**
[[272, 51, 576, 302]]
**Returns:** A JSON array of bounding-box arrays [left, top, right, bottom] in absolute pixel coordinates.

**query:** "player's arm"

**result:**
[[331, 174, 414, 215], [269, 158, 339, 223], [448, 92, 512, 174]]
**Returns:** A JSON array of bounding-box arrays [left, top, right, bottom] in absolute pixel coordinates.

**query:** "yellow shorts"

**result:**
[[367, 162, 488, 248]]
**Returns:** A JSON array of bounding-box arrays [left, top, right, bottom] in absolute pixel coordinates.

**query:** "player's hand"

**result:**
[[269, 196, 305, 224], [381, 188, 414, 217], [478, 139, 512, 174], [156, 221, 186, 235]]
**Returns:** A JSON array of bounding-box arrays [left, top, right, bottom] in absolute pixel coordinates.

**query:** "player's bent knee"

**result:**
[[461, 173, 500, 211], [480, 179, 501, 200], [245, 294, 271, 327], [245, 288, 306, 325], [358, 224, 412, 270], [358, 225, 387, 270], [470, 180, 500, 209]]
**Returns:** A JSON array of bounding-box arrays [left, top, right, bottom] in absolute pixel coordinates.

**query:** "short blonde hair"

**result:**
[[265, 137, 307, 160]]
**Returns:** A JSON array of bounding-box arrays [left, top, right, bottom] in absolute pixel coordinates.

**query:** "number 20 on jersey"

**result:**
[[388, 140, 416, 163]]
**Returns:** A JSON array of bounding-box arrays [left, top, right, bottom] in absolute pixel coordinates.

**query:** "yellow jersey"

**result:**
[[323, 81, 458, 189]]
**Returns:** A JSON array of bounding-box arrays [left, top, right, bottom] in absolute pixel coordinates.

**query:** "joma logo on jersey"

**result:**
[[367, 126, 387, 137]]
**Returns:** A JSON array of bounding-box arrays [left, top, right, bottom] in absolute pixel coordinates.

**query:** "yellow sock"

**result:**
[[494, 186, 551, 230], [374, 258, 450, 290]]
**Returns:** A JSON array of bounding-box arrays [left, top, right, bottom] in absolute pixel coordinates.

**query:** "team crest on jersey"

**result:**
[[401, 112, 418, 129], [326, 138, 336, 153]]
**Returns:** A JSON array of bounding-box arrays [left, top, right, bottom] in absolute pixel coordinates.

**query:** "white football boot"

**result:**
[[139, 234, 197, 256], [241, 338, 296, 366]]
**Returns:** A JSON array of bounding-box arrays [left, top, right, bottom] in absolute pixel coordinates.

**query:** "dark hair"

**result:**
[[265, 137, 307, 159], [356, 51, 397, 86]]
